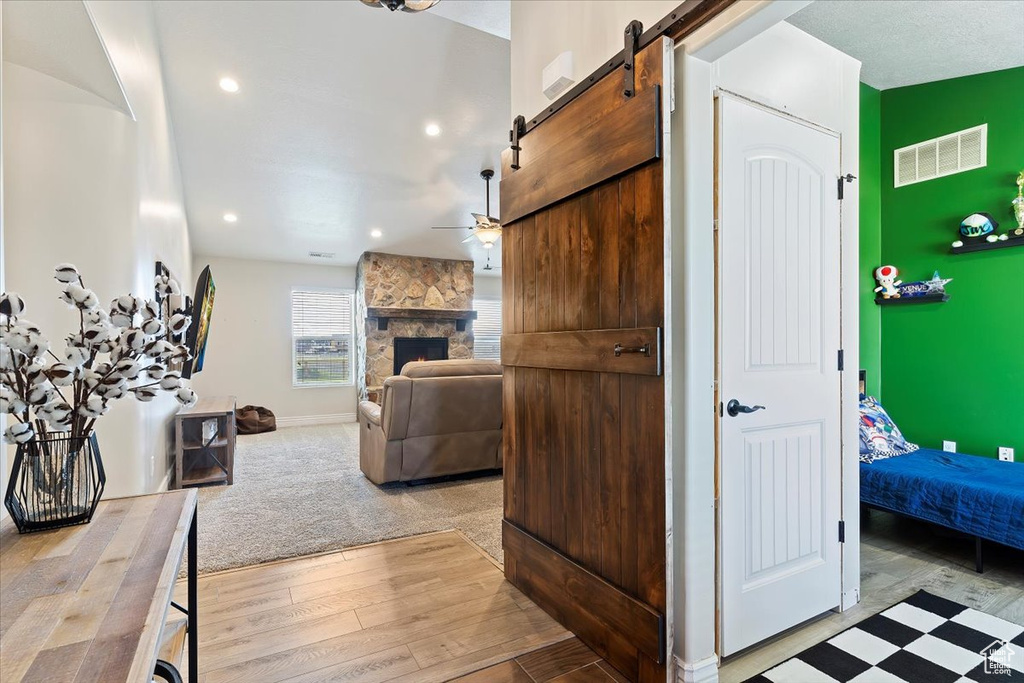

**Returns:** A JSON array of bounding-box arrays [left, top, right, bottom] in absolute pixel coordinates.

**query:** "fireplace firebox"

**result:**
[[393, 337, 449, 375]]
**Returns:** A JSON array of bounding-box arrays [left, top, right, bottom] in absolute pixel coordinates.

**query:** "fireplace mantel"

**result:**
[[366, 307, 478, 331]]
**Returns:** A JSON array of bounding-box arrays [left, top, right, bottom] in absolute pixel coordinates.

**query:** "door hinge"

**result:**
[[509, 115, 526, 171], [837, 173, 856, 200], [838, 520, 846, 543], [623, 20, 643, 98], [837, 349, 845, 371], [718, 401, 723, 417]]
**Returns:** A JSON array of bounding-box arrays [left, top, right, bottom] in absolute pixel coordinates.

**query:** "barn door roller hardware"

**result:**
[[837, 173, 856, 200], [509, 115, 526, 171], [623, 20, 644, 98]]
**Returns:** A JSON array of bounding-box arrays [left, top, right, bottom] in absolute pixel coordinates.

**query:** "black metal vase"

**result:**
[[4, 432, 106, 533]]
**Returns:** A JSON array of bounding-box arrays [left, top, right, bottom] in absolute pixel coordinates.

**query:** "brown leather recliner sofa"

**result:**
[[357, 359, 503, 484]]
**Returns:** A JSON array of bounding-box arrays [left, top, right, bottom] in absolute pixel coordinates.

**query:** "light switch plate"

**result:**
[[943, 440, 956, 453], [998, 447, 1014, 462]]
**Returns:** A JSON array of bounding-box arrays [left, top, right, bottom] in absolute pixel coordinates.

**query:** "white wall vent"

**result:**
[[308, 251, 335, 259], [894, 124, 987, 188]]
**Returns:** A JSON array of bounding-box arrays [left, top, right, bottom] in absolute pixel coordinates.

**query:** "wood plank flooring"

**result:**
[[718, 510, 1024, 682], [450, 637, 628, 683], [175, 530, 570, 683]]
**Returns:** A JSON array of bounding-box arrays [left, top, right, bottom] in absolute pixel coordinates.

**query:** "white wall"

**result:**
[[510, 0, 678, 119], [3, 0, 192, 498], [188, 255, 358, 422], [474, 272, 502, 300]]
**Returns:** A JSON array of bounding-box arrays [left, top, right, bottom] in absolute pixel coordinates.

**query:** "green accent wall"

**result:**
[[863, 66, 1024, 460], [859, 83, 882, 399]]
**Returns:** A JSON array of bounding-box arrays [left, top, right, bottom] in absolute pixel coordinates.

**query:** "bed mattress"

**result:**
[[860, 448, 1024, 550]]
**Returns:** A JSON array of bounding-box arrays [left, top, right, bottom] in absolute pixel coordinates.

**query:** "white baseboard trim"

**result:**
[[157, 468, 172, 493], [276, 413, 357, 428], [675, 655, 720, 683]]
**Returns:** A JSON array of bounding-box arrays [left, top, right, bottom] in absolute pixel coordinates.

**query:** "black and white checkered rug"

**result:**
[[746, 591, 1024, 682]]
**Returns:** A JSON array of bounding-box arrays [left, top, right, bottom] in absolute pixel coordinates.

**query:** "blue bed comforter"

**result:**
[[860, 448, 1024, 550]]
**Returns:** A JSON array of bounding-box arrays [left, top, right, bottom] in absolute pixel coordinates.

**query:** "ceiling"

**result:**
[[787, 0, 1024, 90], [2, 0, 132, 116], [152, 0, 510, 273], [430, 0, 509, 40]]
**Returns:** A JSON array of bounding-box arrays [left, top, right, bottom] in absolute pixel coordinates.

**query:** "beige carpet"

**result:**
[[192, 423, 503, 574]]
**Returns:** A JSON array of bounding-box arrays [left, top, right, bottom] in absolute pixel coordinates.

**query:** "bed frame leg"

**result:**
[[975, 537, 984, 573]]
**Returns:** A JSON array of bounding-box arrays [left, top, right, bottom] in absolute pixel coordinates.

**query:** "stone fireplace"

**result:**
[[392, 337, 449, 375], [355, 252, 475, 399]]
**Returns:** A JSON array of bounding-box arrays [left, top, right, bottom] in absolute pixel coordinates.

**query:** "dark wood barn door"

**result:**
[[500, 38, 668, 683]]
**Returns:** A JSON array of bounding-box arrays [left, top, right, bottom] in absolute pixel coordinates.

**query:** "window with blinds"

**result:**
[[473, 298, 502, 362], [292, 289, 354, 387]]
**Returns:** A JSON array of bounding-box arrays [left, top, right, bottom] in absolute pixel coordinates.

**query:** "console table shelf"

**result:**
[[366, 306, 477, 331], [175, 396, 236, 488]]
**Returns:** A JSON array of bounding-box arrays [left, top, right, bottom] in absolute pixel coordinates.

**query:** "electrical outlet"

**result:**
[[998, 447, 1014, 462], [943, 440, 956, 453]]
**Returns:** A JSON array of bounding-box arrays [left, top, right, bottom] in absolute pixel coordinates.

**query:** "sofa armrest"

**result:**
[[381, 375, 412, 441], [358, 401, 381, 426]]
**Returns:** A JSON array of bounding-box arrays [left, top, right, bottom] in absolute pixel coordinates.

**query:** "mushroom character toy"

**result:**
[[874, 265, 902, 299]]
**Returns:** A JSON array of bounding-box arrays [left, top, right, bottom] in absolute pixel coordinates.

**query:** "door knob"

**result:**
[[726, 399, 765, 417]]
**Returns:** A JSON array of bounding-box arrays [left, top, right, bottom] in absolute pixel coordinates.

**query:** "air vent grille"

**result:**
[[894, 124, 986, 188], [308, 251, 335, 259]]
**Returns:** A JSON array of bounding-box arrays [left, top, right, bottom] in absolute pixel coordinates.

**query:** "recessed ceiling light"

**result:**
[[223, 213, 238, 223], [370, 229, 383, 238], [424, 123, 441, 137], [219, 77, 240, 93]]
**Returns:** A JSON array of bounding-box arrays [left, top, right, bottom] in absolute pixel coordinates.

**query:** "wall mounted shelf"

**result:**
[[366, 307, 477, 331], [950, 237, 1024, 255], [875, 293, 949, 306]]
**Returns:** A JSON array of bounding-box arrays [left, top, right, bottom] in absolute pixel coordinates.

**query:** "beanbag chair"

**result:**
[[236, 405, 277, 434]]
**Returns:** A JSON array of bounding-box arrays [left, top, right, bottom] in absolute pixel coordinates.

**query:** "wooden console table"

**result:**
[[0, 489, 198, 682]]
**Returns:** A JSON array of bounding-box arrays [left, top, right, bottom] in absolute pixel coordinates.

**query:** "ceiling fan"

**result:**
[[432, 169, 502, 249], [482, 251, 501, 272]]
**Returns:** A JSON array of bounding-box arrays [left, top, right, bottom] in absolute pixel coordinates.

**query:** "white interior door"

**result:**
[[718, 94, 843, 656]]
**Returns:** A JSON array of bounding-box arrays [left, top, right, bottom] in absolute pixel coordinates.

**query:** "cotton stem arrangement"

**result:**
[[0, 264, 198, 445]]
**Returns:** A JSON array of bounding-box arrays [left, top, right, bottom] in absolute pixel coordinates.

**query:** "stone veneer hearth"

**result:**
[[355, 252, 475, 398]]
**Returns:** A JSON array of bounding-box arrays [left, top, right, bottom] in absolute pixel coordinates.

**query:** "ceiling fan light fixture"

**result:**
[[360, 0, 439, 12], [475, 227, 501, 246]]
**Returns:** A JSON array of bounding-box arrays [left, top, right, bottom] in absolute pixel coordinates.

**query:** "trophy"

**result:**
[[1013, 171, 1024, 237]]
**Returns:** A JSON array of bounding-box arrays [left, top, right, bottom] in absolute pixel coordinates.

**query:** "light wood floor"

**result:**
[[173, 530, 570, 683], [718, 510, 1024, 682], [450, 637, 628, 682]]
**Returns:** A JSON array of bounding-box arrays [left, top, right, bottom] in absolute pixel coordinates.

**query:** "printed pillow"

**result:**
[[858, 395, 919, 463]]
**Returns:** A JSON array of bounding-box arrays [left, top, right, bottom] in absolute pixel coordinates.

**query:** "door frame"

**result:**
[[712, 89, 847, 655]]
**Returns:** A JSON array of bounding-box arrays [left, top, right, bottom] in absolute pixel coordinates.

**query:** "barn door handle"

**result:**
[[726, 399, 765, 417], [614, 343, 650, 357]]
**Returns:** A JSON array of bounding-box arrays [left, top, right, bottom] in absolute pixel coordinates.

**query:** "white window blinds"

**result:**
[[474, 298, 502, 362], [292, 289, 354, 386]]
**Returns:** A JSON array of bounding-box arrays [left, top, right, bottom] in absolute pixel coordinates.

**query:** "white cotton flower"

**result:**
[[78, 395, 106, 418], [140, 318, 163, 336], [25, 362, 47, 385], [146, 363, 166, 380], [110, 312, 134, 328], [133, 386, 159, 402], [119, 329, 147, 353], [159, 372, 182, 391], [168, 313, 191, 336], [113, 358, 140, 380], [39, 401, 72, 425], [174, 386, 197, 407], [4, 422, 34, 444], [170, 345, 192, 363], [97, 381, 127, 400], [80, 369, 101, 391], [54, 264, 81, 284], [27, 385, 54, 405], [84, 309, 111, 326], [155, 276, 182, 298], [5, 397, 28, 415], [66, 283, 99, 310], [64, 344, 90, 368], [0, 293, 26, 318], [83, 324, 114, 349], [47, 363, 76, 386], [141, 300, 161, 320]]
